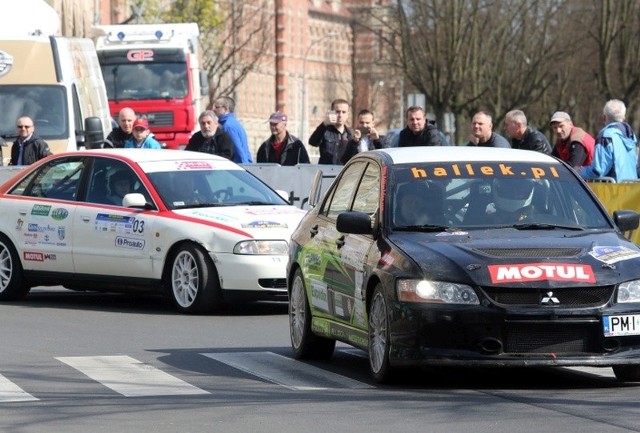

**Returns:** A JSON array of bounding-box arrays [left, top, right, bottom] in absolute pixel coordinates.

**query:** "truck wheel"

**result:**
[[289, 268, 335, 359], [0, 234, 29, 301], [165, 243, 222, 314]]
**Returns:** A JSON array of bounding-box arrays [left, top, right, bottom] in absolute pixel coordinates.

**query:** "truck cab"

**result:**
[[93, 23, 210, 150], [0, 35, 111, 165]]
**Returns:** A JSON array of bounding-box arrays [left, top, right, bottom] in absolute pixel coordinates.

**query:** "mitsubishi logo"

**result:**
[[541, 291, 560, 305]]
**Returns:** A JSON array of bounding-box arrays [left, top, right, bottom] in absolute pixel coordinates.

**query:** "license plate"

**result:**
[[603, 314, 640, 337]]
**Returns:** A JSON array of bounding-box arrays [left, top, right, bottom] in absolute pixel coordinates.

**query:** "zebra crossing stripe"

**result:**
[[0, 374, 38, 402], [56, 355, 209, 397], [203, 351, 373, 390]]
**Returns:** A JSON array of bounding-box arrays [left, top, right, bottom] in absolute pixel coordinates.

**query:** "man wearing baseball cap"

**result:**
[[123, 117, 162, 149], [549, 111, 594, 170], [256, 111, 310, 165]]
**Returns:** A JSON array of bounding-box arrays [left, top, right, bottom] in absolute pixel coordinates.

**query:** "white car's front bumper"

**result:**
[[212, 252, 288, 292]]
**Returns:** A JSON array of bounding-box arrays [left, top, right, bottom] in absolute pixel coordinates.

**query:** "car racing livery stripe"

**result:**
[[157, 211, 254, 238], [311, 316, 368, 349]]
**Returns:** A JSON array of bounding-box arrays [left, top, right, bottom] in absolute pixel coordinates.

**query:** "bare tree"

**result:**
[[391, 0, 570, 142], [590, 0, 640, 130], [199, 1, 275, 100]]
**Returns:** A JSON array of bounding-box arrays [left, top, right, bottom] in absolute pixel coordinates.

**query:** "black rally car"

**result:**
[[287, 146, 640, 383]]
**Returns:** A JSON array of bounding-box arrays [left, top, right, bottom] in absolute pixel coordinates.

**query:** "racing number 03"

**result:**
[[131, 218, 144, 234]]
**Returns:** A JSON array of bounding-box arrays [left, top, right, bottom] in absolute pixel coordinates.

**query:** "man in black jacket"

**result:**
[[186, 110, 234, 160], [308, 98, 355, 164], [504, 109, 552, 154], [257, 112, 309, 165], [105, 107, 136, 148], [398, 106, 444, 147], [10, 116, 52, 166]]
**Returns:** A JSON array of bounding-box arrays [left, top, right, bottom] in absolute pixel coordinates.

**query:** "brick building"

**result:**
[[46, 0, 403, 160]]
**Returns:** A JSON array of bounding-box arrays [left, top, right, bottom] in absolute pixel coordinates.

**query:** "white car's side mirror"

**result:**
[[122, 193, 148, 208]]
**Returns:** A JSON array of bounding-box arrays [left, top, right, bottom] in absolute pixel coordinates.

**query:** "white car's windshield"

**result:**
[[148, 169, 289, 209]]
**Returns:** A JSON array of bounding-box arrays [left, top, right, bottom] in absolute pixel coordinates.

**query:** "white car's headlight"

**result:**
[[617, 280, 640, 303], [397, 279, 479, 304], [233, 240, 288, 255]]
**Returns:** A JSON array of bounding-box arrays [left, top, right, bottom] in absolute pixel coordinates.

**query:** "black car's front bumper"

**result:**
[[388, 302, 640, 368]]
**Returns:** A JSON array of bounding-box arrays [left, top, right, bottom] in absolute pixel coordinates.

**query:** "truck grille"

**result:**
[[115, 111, 174, 127], [144, 111, 174, 127], [481, 285, 615, 307]]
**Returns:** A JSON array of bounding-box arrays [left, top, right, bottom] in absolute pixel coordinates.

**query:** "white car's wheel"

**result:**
[[166, 243, 222, 314], [0, 234, 29, 301], [369, 284, 395, 383], [289, 268, 335, 359]]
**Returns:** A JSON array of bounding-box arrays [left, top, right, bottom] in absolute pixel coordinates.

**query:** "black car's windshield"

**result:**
[[390, 162, 611, 231]]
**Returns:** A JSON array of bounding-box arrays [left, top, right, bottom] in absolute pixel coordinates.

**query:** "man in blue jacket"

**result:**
[[212, 96, 252, 163], [580, 99, 638, 183]]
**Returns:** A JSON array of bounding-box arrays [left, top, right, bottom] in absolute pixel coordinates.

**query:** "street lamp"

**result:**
[[300, 31, 339, 141]]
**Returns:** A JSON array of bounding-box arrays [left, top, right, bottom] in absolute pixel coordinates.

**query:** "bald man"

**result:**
[[466, 111, 510, 148], [106, 107, 136, 148]]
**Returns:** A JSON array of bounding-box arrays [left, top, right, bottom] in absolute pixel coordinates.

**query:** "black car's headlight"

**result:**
[[617, 280, 640, 303], [233, 240, 288, 255], [397, 279, 479, 304]]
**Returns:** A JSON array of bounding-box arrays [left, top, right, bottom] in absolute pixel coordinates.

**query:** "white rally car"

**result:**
[[0, 149, 307, 313]]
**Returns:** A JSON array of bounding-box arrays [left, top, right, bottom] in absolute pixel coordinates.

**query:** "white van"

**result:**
[[0, 35, 111, 165]]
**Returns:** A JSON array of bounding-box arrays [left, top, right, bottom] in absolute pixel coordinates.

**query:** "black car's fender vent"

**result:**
[[505, 323, 599, 353], [481, 285, 615, 307], [475, 247, 583, 258]]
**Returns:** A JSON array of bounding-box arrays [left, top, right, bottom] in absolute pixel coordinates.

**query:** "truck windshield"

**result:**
[[101, 63, 188, 100], [0, 85, 68, 140]]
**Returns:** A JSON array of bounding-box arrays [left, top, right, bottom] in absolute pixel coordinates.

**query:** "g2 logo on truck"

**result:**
[[127, 49, 154, 62]]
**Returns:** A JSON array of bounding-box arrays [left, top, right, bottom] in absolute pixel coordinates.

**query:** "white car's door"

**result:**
[[72, 204, 158, 278], [10, 199, 77, 273], [4, 158, 85, 273], [72, 159, 159, 278]]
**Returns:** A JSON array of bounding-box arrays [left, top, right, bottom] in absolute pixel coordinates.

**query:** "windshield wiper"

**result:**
[[512, 223, 584, 231], [232, 201, 276, 206], [173, 202, 230, 209], [394, 224, 450, 232]]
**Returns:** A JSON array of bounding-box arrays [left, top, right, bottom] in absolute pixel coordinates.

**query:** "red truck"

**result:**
[[93, 23, 209, 149]]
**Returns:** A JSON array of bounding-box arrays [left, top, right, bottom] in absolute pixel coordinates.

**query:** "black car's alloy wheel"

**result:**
[[369, 284, 394, 383], [289, 268, 335, 359]]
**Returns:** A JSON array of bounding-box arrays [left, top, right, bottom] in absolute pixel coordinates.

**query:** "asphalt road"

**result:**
[[1, 286, 640, 433]]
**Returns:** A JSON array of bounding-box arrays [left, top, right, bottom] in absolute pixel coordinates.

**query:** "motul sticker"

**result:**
[[488, 263, 595, 284], [24, 252, 44, 262]]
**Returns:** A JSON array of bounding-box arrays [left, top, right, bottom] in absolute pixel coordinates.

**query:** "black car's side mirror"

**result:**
[[336, 211, 372, 235], [613, 210, 640, 240]]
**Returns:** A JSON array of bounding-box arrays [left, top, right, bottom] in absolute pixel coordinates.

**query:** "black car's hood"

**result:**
[[388, 228, 640, 288]]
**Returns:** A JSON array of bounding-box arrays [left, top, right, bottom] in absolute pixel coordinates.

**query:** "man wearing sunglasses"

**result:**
[[10, 116, 51, 166]]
